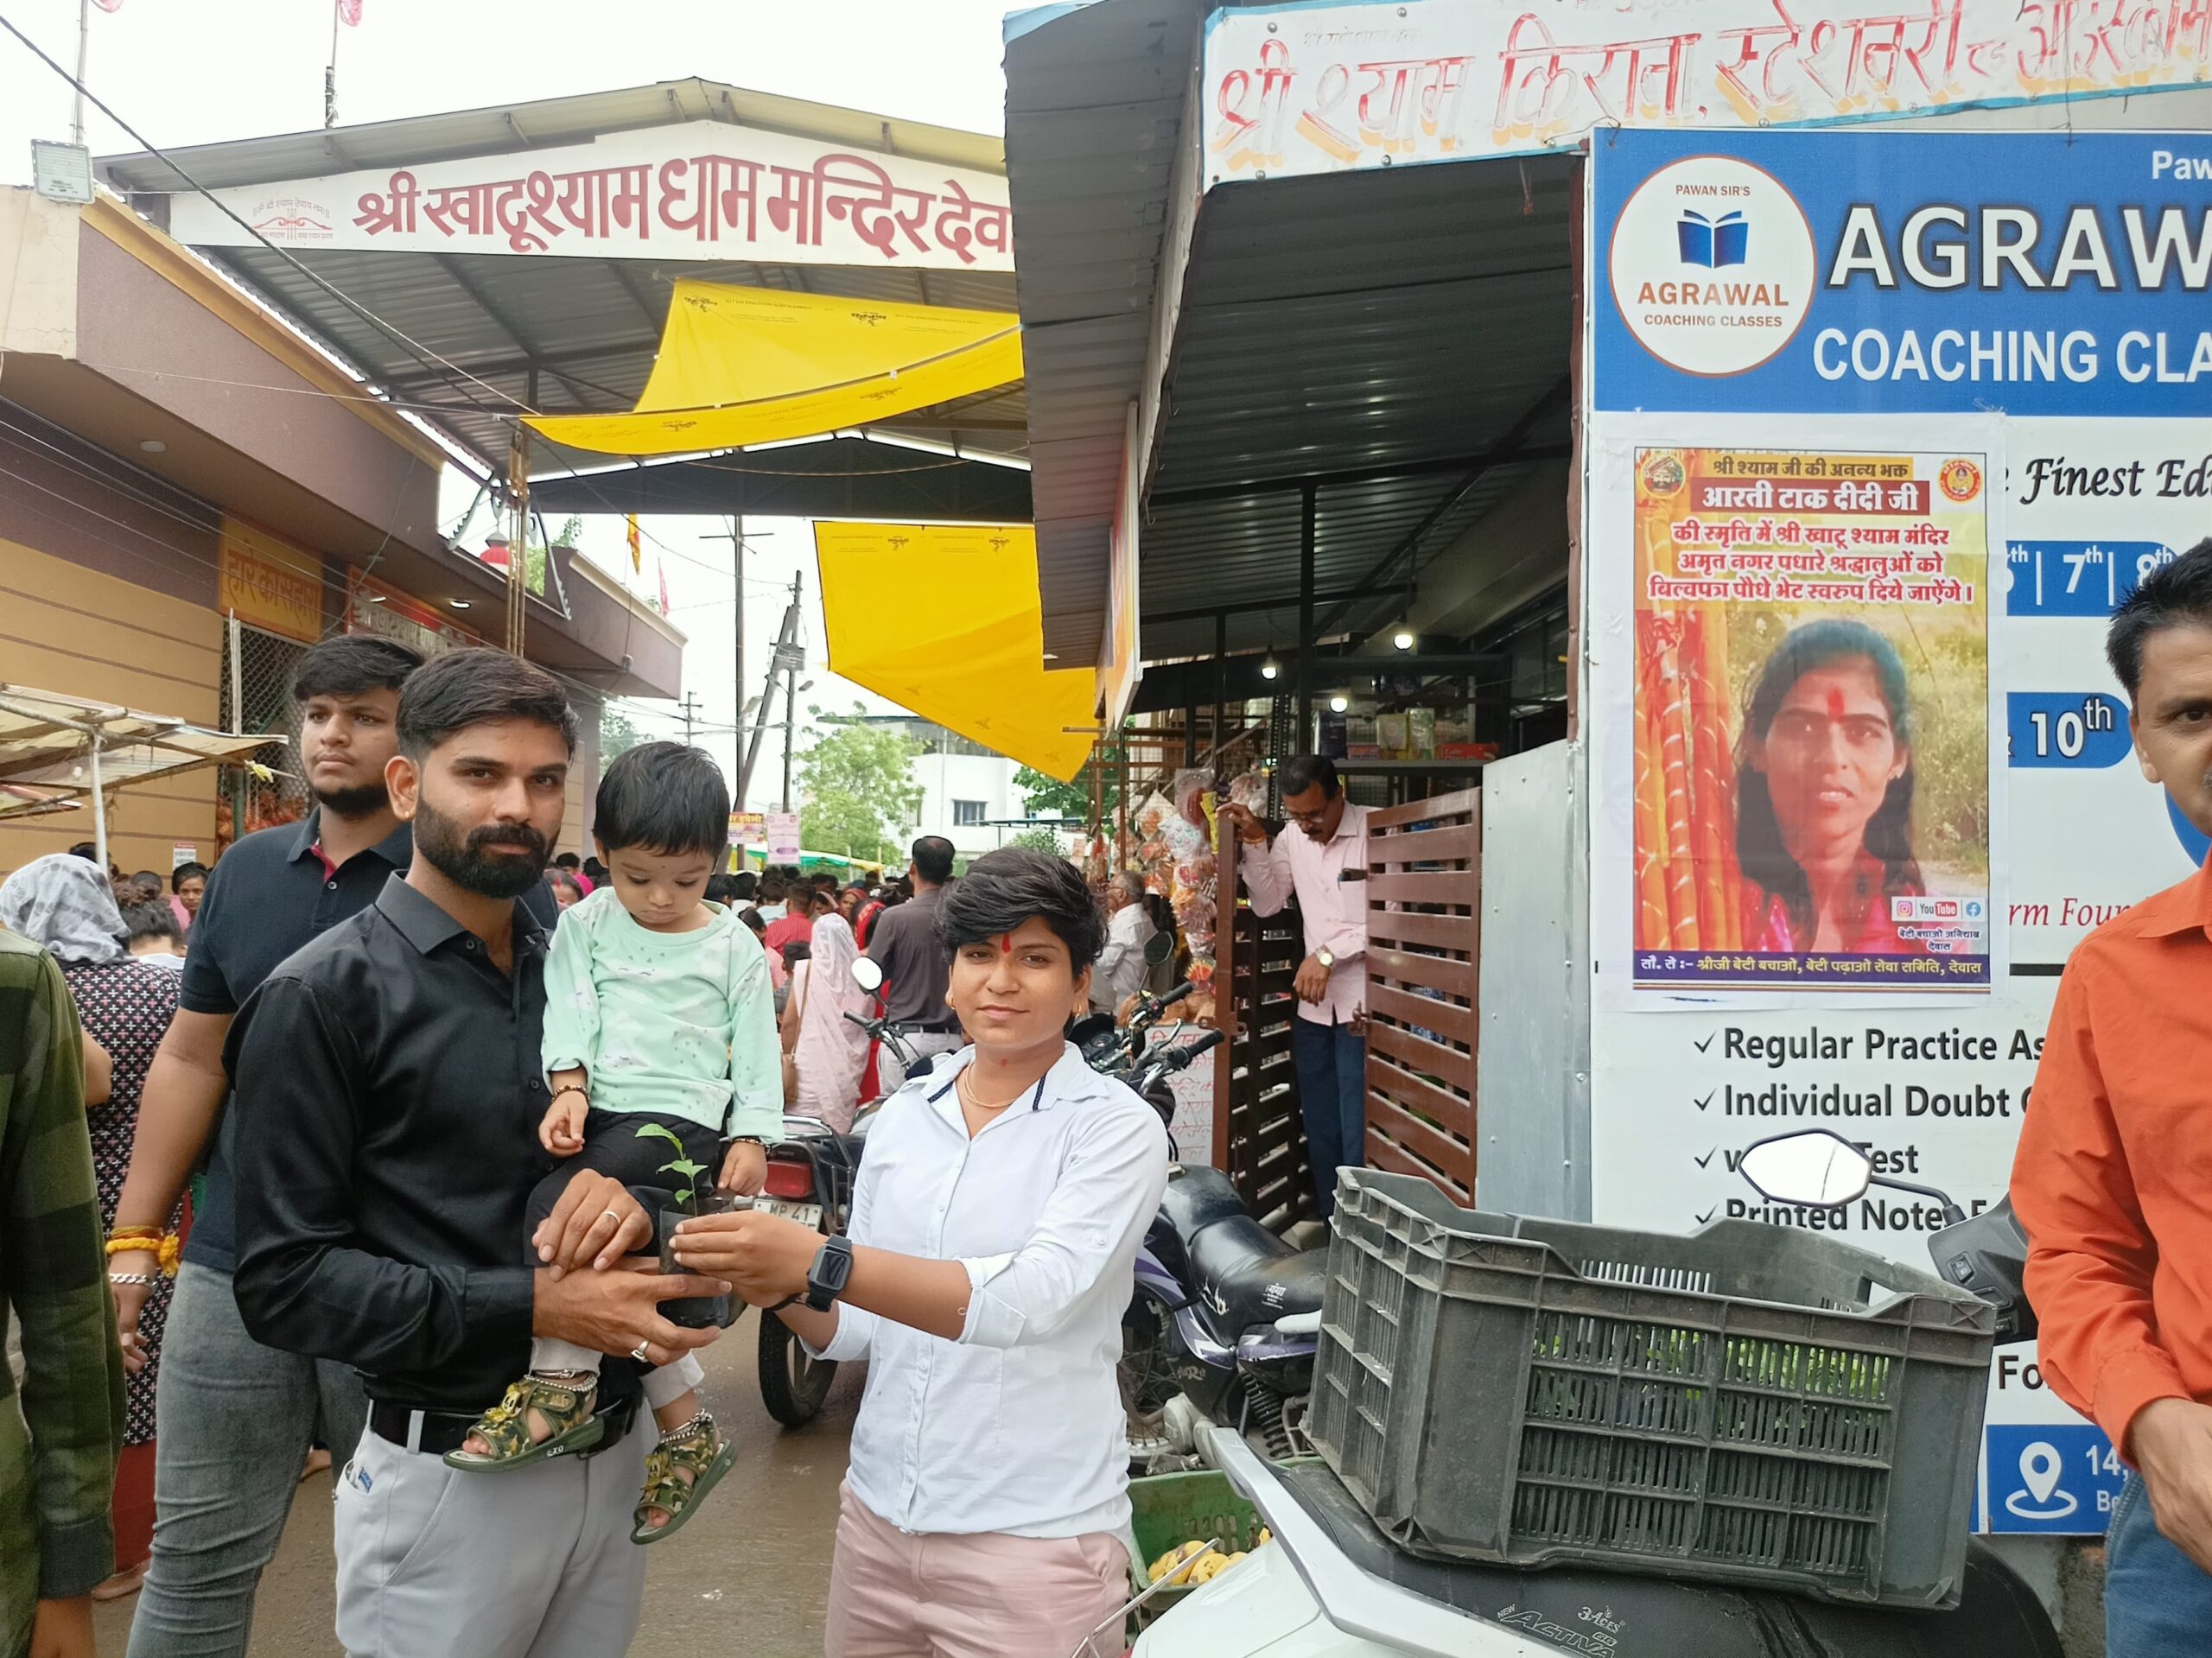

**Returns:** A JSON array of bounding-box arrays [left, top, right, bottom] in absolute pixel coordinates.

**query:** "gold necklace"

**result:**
[[956, 1068, 1029, 1113]]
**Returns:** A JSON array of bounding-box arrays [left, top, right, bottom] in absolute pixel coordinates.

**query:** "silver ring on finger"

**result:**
[[631, 1340, 652, 1363], [601, 1209, 622, 1225]]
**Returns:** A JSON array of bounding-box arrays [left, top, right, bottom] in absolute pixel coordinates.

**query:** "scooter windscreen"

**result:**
[[1931, 1197, 2034, 1344]]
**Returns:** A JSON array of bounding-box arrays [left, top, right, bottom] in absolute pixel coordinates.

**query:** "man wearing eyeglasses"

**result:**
[[1217, 754, 1371, 1217]]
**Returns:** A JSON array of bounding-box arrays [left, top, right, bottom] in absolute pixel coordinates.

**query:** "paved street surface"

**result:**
[[95, 1309, 860, 1656]]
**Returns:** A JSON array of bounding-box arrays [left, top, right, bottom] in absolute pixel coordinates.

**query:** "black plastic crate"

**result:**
[[1306, 1169, 1994, 1607]]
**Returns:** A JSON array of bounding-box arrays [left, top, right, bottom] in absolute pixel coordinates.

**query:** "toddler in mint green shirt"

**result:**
[[449, 743, 780, 1547]]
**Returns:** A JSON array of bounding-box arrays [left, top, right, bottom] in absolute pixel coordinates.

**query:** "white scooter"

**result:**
[[1132, 1130, 2063, 1658], [1128, 1428, 2058, 1657]]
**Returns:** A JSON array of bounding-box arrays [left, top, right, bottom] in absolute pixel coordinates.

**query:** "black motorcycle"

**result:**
[[1112, 1026, 1332, 1465]]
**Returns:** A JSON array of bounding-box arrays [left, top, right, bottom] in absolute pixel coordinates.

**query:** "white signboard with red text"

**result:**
[[1200, 0, 2212, 185], [161, 120, 1012, 270]]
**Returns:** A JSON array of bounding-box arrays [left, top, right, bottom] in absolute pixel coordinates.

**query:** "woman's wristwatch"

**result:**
[[770, 1236, 854, 1313]]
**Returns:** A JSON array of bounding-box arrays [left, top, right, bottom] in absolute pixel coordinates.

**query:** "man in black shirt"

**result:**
[[228, 649, 723, 1658], [111, 635, 440, 1658], [864, 835, 961, 1085]]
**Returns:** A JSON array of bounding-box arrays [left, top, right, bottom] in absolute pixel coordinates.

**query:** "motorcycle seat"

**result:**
[[1162, 1167, 1327, 1338]]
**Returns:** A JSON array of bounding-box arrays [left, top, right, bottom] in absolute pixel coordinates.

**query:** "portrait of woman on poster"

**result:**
[[1736, 618, 1929, 956]]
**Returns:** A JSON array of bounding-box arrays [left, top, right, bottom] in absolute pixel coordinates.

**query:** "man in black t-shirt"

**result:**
[[864, 835, 961, 1085]]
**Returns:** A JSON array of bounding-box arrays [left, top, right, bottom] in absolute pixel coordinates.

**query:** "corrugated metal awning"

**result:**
[[96, 79, 1028, 488], [1004, 3, 1573, 662]]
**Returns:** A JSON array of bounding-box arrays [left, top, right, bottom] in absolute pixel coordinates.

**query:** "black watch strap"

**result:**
[[805, 1234, 855, 1312]]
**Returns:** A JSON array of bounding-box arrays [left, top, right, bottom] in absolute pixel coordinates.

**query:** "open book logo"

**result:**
[[1678, 209, 1748, 269]]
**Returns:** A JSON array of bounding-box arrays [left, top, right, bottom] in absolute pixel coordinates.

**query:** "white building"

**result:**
[[873, 717, 1071, 861]]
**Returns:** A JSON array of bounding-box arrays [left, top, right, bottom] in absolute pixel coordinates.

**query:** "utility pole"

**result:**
[[71, 0, 88, 145], [700, 518, 765, 799], [738, 581, 803, 806], [678, 691, 702, 746], [781, 570, 803, 813]]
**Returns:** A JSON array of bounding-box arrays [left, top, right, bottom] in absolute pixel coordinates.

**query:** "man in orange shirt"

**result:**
[[2013, 537, 2212, 1655]]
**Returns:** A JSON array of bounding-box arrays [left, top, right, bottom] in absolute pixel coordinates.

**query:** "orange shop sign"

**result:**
[[218, 519, 325, 642]]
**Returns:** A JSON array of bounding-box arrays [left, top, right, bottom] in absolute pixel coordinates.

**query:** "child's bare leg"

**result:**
[[651, 1388, 701, 1432], [457, 1339, 600, 1458], [639, 1356, 717, 1533]]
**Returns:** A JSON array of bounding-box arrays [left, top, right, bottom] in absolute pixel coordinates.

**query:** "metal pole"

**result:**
[[227, 613, 244, 734], [732, 514, 744, 779], [324, 0, 341, 129], [71, 0, 87, 144], [780, 573, 802, 812], [1296, 483, 1317, 752], [738, 595, 796, 803], [1212, 609, 1228, 775], [89, 731, 105, 870]]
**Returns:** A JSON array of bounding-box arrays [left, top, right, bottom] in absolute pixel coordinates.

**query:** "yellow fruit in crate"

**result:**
[[1185, 1553, 1228, 1585], [1149, 1540, 1205, 1583]]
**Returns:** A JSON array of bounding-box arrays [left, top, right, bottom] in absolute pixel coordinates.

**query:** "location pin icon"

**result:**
[[2019, 1442, 2063, 1505]]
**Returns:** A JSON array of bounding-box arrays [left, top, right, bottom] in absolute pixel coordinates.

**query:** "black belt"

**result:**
[[368, 1391, 636, 1459]]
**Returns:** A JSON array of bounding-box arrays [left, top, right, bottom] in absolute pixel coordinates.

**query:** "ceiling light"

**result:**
[[1329, 695, 1350, 713], [448, 599, 472, 610], [368, 594, 387, 604], [138, 439, 166, 454], [1393, 630, 1415, 651], [1041, 652, 1058, 661], [1260, 657, 1279, 681]]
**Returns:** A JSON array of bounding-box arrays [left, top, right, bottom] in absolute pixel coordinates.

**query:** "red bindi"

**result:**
[[1826, 686, 1847, 721], [999, 934, 1013, 955]]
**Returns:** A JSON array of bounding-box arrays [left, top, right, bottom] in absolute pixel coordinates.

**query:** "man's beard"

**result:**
[[412, 795, 550, 899], [314, 778, 391, 819]]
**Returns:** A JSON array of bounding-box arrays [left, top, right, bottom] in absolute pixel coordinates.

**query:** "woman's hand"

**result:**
[[670, 1209, 819, 1305]]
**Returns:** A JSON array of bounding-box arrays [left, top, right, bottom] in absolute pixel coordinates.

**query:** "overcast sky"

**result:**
[[0, 0, 1022, 807]]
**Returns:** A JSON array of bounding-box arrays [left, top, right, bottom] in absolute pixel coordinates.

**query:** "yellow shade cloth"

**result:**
[[525, 283, 1023, 457], [814, 522, 1096, 783]]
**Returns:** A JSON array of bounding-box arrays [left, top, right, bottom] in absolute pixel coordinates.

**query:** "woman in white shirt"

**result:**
[[672, 848, 1171, 1658]]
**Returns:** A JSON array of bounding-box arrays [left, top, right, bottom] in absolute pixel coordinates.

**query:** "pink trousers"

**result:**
[[824, 1484, 1133, 1658]]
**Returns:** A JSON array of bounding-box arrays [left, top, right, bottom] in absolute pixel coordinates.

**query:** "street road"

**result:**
[[94, 1308, 861, 1655]]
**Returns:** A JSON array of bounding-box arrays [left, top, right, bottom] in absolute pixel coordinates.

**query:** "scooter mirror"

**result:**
[[1143, 931, 1175, 967], [850, 957, 885, 994], [1738, 1129, 1874, 1208]]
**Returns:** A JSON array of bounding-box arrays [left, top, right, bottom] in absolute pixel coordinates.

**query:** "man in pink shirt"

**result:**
[[1219, 754, 1370, 1217]]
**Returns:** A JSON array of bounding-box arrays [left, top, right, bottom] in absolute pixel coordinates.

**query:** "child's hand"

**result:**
[[718, 1139, 769, 1196], [540, 1089, 588, 1156]]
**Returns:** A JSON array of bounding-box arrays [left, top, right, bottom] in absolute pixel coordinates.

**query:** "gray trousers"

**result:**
[[334, 1409, 650, 1658], [128, 1262, 370, 1658]]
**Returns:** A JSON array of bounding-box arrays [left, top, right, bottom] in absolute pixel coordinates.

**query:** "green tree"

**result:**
[[1007, 825, 1069, 857], [797, 704, 923, 865], [600, 707, 646, 775], [1014, 762, 1116, 824]]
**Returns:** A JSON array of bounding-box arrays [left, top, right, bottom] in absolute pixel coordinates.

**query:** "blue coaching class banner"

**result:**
[[1586, 124, 2212, 1536], [1592, 129, 2212, 420]]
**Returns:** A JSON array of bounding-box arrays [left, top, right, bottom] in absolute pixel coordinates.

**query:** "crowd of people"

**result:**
[[0, 632, 1196, 1658]]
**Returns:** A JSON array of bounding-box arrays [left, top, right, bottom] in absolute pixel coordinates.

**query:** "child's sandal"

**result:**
[[631, 1420, 736, 1544], [443, 1375, 604, 1471]]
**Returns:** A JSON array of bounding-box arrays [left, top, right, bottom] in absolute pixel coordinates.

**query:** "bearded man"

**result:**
[[224, 648, 724, 1658], [111, 636, 548, 1658]]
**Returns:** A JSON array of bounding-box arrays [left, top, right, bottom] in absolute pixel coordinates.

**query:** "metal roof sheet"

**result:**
[[1005, 2, 1575, 662], [95, 83, 1023, 484], [97, 79, 1004, 193]]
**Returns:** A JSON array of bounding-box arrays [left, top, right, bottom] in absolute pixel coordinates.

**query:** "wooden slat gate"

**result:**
[[1211, 827, 1315, 1230], [1363, 789, 1482, 1204]]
